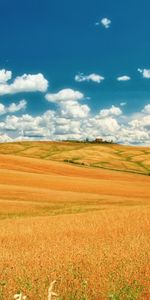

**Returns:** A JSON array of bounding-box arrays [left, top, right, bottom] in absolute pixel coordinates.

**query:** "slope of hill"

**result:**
[[0, 141, 150, 175], [0, 150, 150, 220], [0, 142, 150, 298]]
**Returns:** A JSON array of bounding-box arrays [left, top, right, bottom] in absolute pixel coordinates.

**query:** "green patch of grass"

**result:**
[[109, 280, 143, 300], [0, 212, 27, 220], [63, 159, 85, 166], [0, 202, 104, 220], [91, 163, 147, 175], [0, 281, 7, 300]]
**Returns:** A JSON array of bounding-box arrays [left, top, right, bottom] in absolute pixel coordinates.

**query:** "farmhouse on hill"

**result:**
[[94, 138, 103, 143]]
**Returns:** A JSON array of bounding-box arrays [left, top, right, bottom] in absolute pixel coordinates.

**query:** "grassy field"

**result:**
[[0, 142, 150, 299], [0, 141, 150, 175]]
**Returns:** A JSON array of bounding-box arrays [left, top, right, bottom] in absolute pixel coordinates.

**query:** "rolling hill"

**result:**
[[0, 141, 150, 175], [0, 141, 150, 299], [0, 141, 149, 220]]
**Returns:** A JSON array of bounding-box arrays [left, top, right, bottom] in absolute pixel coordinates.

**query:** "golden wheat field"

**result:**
[[0, 142, 150, 299]]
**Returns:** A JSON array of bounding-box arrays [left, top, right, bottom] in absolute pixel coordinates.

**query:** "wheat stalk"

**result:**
[[13, 280, 58, 300], [48, 280, 58, 300], [14, 293, 27, 300]]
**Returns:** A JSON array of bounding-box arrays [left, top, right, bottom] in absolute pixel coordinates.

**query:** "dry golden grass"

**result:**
[[0, 141, 149, 175], [0, 142, 150, 299], [1, 209, 150, 299]]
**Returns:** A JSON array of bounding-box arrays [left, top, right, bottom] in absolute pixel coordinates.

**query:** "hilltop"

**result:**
[[0, 141, 150, 175]]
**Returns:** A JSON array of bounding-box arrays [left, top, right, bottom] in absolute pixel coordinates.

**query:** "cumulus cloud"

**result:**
[[101, 18, 111, 28], [1, 105, 149, 144], [45, 88, 84, 102], [0, 71, 48, 95], [142, 104, 150, 114], [59, 101, 90, 119], [0, 133, 12, 143], [99, 105, 122, 117], [89, 116, 120, 135], [95, 18, 111, 29], [117, 76, 131, 81], [75, 73, 104, 83], [138, 68, 150, 78], [0, 87, 150, 145], [129, 116, 150, 129], [0, 100, 27, 116], [7, 100, 27, 113], [118, 127, 149, 145], [0, 69, 12, 83], [0, 103, 6, 115], [3, 114, 42, 132]]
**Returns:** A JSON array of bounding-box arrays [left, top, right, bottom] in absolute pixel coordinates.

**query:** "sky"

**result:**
[[0, 0, 150, 144]]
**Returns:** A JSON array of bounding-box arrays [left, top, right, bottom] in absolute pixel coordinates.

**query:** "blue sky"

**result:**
[[0, 0, 150, 144]]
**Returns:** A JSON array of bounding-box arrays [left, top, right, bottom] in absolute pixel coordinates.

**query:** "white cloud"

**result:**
[[0, 69, 12, 83], [129, 115, 150, 129], [118, 127, 149, 145], [0, 100, 27, 115], [0, 90, 150, 145], [142, 104, 150, 114], [3, 114, 42, 132], [0, 71, 48, 95], [89, 117, 120, 135], [120, 102, 127, 106], [99, 105, 122, 117], [75, 73, 104, 83], [1, 108, 149, 144], [0, 133, 12, 143], [0, 103, 5, 115], [117, 76, 131, 81], [7, 100, 27, 113], [59, 101, 90, 119], [138, 68, 150, 78], [101, 18, 111, 29], [45, 88, 84, 102]]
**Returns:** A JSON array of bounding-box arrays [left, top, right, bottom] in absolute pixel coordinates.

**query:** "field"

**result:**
[[0, 142, 150, 299], [0, 141, 150, 175]]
